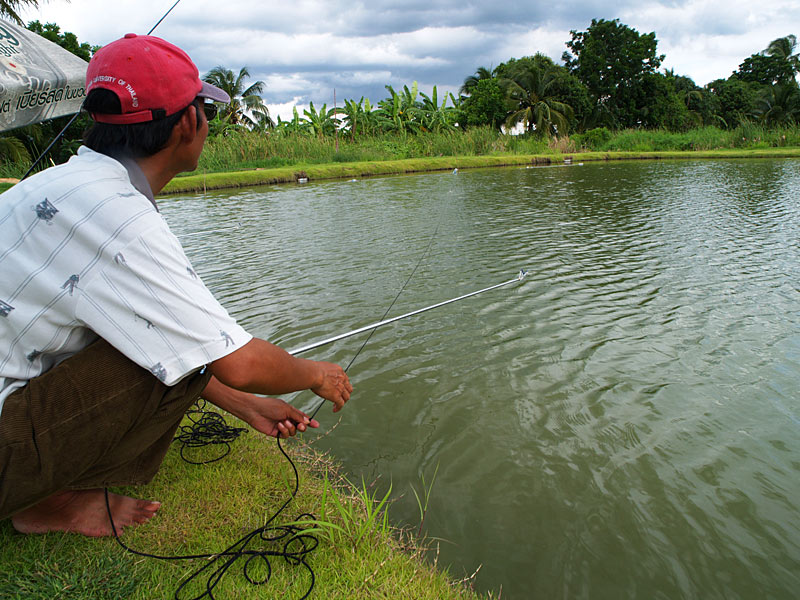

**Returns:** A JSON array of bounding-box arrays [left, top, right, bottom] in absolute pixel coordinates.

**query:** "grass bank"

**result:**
[[0, 412, 486, 600], [163, 147, 800, 195], [4, 124, 800, 195]]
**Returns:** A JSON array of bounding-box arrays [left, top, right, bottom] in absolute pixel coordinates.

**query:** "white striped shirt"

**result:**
[[0, 146, 251, 413]]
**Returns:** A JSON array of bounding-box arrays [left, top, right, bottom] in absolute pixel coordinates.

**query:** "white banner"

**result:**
[[0, 18, 88, 133]]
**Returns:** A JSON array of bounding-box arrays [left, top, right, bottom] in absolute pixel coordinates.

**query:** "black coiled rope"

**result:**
[[105, 224, 440, 599], [174, 399, 248, 464], [105, 436, 318, 600]]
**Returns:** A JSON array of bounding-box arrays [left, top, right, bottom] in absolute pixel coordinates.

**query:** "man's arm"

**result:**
[[201, 375, 320, 438], [209, 337, 352, 411]]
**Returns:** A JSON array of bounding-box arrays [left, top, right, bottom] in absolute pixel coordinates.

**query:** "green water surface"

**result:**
[[163, 159, 800, 600]]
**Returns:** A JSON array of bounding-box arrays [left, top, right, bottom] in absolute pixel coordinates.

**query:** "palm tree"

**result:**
[[757, 83, 800, 126], [765, 35, 799, 78], [500, 65, 574, 136], [0, 0, 41, 24], [460, 66, 495, 96], [202, 66, 272, 130], [0, 135, 30, 166]]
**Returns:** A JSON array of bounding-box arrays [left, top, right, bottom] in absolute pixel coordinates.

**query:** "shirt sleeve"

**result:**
[[75, 224, 252, 385]]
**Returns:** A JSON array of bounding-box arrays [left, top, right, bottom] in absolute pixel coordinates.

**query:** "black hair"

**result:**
[[83, 89, 201, 158]]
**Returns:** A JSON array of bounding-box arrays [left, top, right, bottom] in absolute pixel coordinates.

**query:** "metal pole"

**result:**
[[288, 270, 527, 355]]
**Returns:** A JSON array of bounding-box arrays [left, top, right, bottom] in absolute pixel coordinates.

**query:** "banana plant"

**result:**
[[418, 85, 457, 132], [303, 101, 339, 137]]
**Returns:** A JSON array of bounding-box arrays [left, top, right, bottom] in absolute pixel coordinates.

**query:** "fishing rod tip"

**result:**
[[518, 270, 528, 280]]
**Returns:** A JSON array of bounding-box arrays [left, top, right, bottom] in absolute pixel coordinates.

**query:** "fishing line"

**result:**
[[309, 223, 440, 420], [104, 266, 527, 598], [20, 0, 184, 180], [104, 224, 444, 599]]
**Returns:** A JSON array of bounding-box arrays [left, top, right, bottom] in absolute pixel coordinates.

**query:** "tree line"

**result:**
[[1, 13, 799, 172], [205, 19, 799, 140]]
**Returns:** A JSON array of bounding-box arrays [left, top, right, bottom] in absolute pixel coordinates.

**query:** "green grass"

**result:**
[[4, 124, 800, 196], [0, 413, 485, 600]]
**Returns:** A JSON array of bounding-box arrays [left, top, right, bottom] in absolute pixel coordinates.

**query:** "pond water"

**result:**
[[162, 159, 800, 600]]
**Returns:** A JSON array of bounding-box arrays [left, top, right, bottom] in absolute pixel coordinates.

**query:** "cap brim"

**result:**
[[198, 81, 231, 104]]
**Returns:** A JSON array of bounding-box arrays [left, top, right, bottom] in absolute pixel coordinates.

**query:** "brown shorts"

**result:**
[[0, 338, 211, 520]]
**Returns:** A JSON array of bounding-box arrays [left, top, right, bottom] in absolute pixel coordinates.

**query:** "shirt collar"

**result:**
[[111, 153, 159, 212]]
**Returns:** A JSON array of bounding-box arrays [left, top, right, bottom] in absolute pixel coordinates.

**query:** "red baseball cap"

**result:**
[[86, 33, 230, 125]]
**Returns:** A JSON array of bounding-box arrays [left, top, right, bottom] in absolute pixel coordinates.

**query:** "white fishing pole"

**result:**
[[288, 270, 527, 356]]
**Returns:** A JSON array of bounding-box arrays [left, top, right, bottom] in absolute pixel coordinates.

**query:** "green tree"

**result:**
[[563, 18, 664, 128], [756, 83, 800, 126], [460, 66, 495, 95], [26, 20, 94, 60], [500, 63, 574, 136], [765, 35, 799, 80], [202, 66, 271, 129], [634, 72, 693, 130], [460, 78, 507, 129], [736, 53, 795, 86], [705, 77, 761, 128], [496, 54, 592, 131]]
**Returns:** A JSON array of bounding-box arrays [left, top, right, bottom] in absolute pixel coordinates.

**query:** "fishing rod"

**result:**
[[289, 269, 528, 356], [20, 0, 184, 180]]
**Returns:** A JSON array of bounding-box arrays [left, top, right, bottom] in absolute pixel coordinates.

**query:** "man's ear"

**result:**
[[176, 105, 199, 144]]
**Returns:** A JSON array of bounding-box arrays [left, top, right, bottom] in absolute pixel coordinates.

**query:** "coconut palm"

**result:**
[[500, 65, 574, 136], [0, 0, 41, 24], [460, 66, 495, 96], [202, 66, 272, 130], [765, 35, 799, 77], [757, 83, 800, 126]]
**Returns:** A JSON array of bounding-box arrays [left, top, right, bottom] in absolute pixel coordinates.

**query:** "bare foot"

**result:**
[[11, 489, 161, 537]]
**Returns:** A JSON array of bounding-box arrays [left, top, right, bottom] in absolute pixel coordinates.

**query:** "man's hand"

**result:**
[[242, 396, 320, 438], [202, 376, 319, 438], [311, 361, 353, 412]]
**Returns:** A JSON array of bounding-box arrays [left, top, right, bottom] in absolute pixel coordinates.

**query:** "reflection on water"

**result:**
[[163, 159, 800, 599]]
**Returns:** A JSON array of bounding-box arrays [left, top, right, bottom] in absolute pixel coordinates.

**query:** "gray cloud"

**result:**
[[18, 0, 798, 116]]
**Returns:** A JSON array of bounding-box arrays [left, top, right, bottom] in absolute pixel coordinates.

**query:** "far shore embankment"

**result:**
[[160, 148, 800, 195]]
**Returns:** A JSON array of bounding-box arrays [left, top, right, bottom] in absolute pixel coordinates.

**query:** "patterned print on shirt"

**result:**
[[151, 362, 167, 381], [221, 330, 235, 347], [62, 274, 80, 295], [34, 198, 58, 222], [135, 313, 155, 329], [0, 300, 13, 317]]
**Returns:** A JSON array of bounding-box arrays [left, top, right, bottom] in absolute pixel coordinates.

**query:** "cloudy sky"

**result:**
[[18, 0, 800, 120]]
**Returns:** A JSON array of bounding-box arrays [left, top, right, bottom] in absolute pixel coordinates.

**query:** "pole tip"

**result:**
[[518, 270, 528, 280]]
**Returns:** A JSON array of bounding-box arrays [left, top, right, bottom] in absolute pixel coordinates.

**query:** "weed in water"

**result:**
[[411, 462, 440, 538], [291, 469, 392, 554]]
